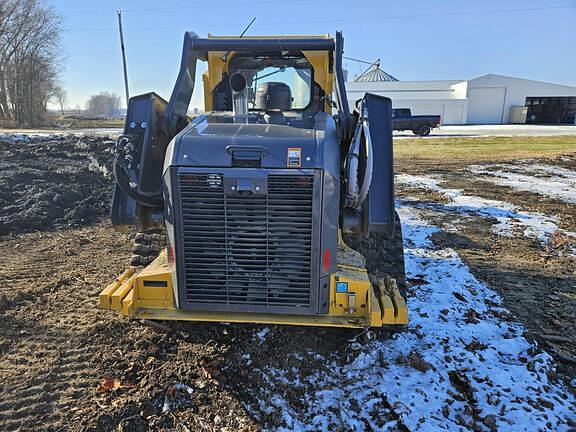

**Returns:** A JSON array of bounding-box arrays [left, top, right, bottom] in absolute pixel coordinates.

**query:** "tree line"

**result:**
[[85, 92, 121, 117], [0, 0, 63, 127]]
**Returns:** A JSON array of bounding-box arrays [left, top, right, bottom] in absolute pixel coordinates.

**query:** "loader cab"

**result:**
[[201, 36, 335, 116], [226, 53, 314, 111]]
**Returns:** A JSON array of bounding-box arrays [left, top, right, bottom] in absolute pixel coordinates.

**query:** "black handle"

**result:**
[[226, 145, 267, 167], [225, 145, 268, 155]]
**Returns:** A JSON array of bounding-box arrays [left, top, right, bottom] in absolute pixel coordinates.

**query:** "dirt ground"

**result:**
[[0, 135, 575, 431]]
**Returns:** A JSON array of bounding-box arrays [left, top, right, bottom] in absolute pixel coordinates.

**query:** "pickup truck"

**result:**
[[392, 108, 441, 136]]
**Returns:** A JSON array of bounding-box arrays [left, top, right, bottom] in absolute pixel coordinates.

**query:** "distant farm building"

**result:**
[[347, 71, 576, 125]]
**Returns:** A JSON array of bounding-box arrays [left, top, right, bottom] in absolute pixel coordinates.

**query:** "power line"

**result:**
[[61, 0, 310, 14], [64, 4, 575, 33]]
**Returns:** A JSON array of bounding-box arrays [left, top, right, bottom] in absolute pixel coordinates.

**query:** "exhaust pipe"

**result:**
[[230, 72, 248, 119]]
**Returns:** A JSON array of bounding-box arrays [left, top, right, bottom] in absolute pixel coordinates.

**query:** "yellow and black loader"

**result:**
[[100, 32, 407, 328]]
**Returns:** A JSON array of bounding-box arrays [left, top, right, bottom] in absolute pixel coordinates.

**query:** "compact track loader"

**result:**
[[99, 32, 407, 328]]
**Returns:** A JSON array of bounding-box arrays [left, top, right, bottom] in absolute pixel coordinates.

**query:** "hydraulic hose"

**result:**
[[113, 135, 163, 208], [344, 102, 373, 209]]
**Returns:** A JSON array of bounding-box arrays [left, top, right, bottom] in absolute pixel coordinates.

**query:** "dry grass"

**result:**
[[395, 135, 576, 162], [58, 117, 125, 128]]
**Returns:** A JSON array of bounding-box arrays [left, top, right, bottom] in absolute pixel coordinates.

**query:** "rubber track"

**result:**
[[130, 229, 166, 267]]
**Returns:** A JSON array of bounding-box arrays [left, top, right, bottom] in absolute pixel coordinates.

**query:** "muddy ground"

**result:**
[[0, 135, 115, 236], [0, 135, 575, 431]]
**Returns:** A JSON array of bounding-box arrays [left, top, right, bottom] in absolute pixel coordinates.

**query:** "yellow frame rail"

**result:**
[[99, 251, 407, 329]]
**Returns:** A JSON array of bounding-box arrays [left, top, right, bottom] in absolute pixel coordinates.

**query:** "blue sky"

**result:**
[[52, 0, 576, 110]]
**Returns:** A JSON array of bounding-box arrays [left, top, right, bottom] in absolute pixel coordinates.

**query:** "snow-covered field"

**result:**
[[0, 131, 117, 143], [396, 173, 576, 256], [0, 128, 121, 141], [245, 205, 575, 431], [0, 132, 66, 142], [468, 162, 576, 204]]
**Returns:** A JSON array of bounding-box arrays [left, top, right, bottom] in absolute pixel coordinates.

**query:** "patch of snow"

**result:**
[[396, 173, 575, 254], [0, 132, 66, 143], [0, 131, 118, 143], [247, 206, 575, 431], [242, 353, 253, 366], [468, 163, 576, 204], [255, 327, 271, 344], [88, 156, 111, 177], [519, 163, 576, 179], [396, 174, 443, 192]]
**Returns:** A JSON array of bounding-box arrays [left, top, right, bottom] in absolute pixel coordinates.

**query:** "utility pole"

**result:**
[[117, 10, 130, 108]]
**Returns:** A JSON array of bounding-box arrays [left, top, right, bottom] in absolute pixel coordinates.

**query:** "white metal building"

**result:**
[[346, 72, 576, 125]]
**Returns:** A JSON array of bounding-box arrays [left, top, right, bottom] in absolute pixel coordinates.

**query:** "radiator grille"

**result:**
[[177, 172, 315, 312]]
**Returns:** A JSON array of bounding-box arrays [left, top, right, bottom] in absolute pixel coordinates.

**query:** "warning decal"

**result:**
[[287, 147, 302, 167]]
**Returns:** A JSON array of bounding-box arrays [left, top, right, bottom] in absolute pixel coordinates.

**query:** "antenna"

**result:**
[[222, 17, 257, 62], [117, 10, 130, 108], [239, 16, 257, 37]]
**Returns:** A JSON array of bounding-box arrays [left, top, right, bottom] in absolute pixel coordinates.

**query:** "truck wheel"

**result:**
[[412, 130, 419, 135], [417, 124, 431, 136]]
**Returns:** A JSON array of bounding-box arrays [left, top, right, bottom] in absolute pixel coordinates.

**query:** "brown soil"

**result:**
[[395, 154, 576, 388]]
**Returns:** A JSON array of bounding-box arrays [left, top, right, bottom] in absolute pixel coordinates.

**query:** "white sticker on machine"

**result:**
[[287, 147, 302, 167]]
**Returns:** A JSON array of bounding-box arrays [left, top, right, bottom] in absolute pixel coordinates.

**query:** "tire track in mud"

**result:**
[[0, 224, 133, 431]]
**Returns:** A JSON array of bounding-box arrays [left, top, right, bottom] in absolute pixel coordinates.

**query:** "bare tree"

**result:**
[[0, 0, 63, 127], [85, 92, 120, 117], [53, 86, 67, 115]]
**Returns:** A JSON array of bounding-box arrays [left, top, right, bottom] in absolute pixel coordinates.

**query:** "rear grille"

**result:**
[[177, 171, 316, 312]]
